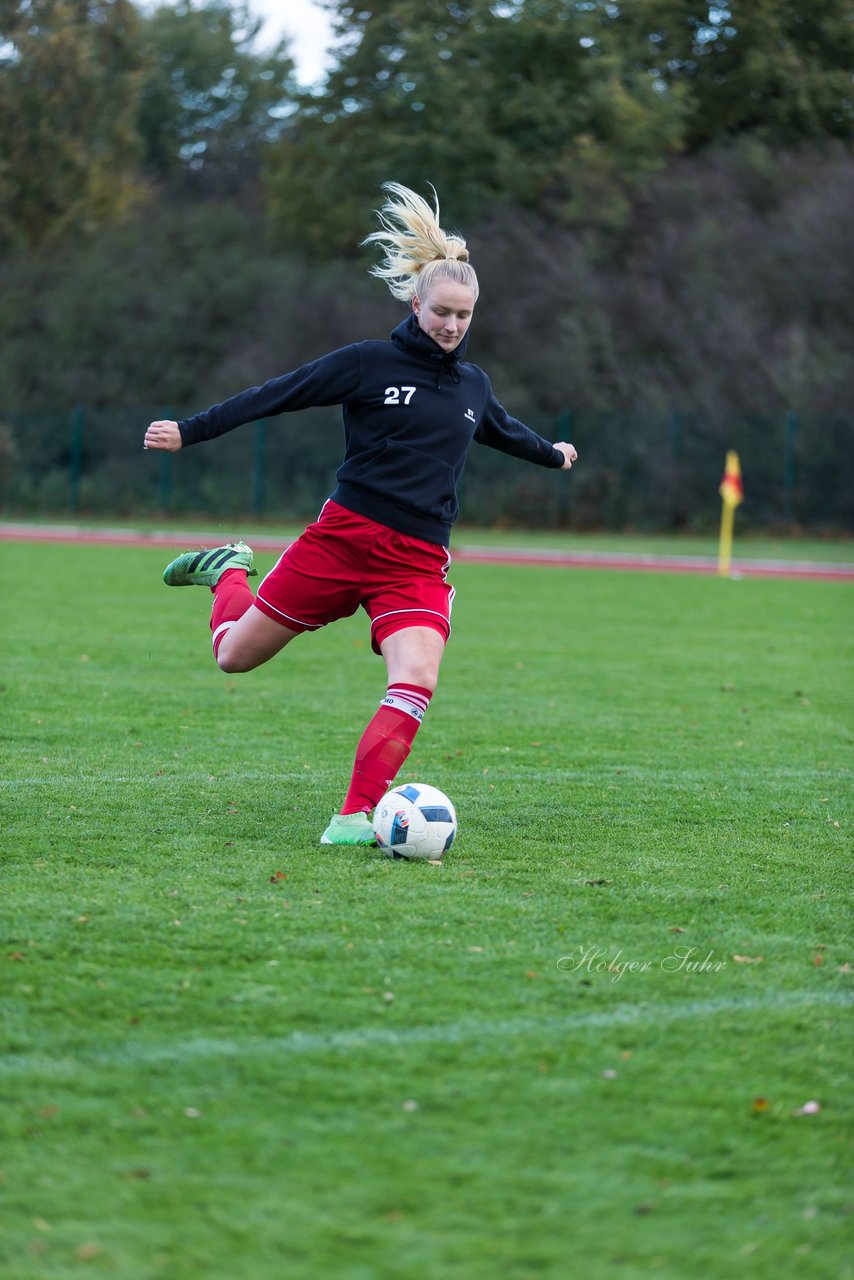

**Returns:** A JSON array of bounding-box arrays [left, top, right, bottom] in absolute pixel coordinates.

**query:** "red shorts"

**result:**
[[255, 501, 454, 653]]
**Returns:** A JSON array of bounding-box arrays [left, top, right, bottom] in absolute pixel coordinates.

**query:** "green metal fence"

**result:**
[[1, 405, 851, 531]]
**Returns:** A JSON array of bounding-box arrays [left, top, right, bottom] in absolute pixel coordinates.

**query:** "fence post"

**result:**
[[784, 410, 798, 525], [252, 420, 267, 517], [70, 404, 84, 512], [669, 410, 681, 459]]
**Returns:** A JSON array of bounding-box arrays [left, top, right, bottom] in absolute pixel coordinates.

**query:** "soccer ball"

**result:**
[[374, 783, 457, 860]]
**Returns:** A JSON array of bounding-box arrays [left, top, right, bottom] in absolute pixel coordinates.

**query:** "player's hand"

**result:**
[[144, 420, 183, 452], [554, 442, 577, 470]]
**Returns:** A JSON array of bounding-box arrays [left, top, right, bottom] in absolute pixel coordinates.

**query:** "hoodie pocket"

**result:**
[[338, 440, 458, 522]]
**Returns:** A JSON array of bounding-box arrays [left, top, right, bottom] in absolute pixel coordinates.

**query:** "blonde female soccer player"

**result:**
[[144, 183, 577, 845]]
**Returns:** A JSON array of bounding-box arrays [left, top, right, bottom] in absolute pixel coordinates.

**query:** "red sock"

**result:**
[[340, 683, 433, 814], [210, 568, 255, 658]]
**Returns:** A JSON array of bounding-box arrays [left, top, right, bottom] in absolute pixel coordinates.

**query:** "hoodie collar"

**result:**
[[390, 312, 468, 385]]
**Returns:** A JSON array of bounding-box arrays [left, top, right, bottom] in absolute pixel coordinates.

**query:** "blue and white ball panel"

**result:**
[[374, 783, 458, 859]]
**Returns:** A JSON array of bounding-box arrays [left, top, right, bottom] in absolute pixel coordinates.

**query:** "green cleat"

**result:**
[[162, 541, 257, 587], [320, 812, 378, 847]]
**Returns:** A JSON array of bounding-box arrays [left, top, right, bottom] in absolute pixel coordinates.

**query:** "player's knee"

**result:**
[[215, 639, 251, 673]]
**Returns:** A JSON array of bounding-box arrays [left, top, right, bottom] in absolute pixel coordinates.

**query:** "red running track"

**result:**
[[1, 523, 852, 582]]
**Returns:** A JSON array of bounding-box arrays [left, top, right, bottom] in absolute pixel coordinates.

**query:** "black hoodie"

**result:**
[[177, 313, 564, 546]]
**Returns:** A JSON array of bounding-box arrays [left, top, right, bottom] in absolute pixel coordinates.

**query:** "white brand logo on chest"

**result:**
[[464, 409, 476, 422]]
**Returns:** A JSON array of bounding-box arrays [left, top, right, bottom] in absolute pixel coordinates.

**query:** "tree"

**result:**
[[0, 0, 145, 248], [604, 0, 854, 147], [264, 0, 689, 255], [137, 0, 297, 186], [264, 0, 853, 255]]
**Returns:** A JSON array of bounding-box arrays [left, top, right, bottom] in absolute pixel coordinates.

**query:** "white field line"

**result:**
[[1, 990, 848, 1078], [458, 544, 854, 572], [1, 762, 841, 787], [0, 772, 334, 787]]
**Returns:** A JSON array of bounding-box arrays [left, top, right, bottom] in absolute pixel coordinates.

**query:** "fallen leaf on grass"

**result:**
[[813, 954, 825, 966], [752, 1097, 770, 1113], [733, 954, 763, 964], [269, 871, 288, 882], [669, 926, 686, 934], [585, 878, 613, 887], [75, 1244, 102, 1260], [794, 1100, 821, 1115]]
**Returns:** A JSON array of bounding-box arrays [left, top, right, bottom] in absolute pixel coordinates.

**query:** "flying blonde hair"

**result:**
[[363, 182, 479, 304]]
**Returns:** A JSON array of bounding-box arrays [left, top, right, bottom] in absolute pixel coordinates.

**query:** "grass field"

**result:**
[[2, 539, 852, 1280]]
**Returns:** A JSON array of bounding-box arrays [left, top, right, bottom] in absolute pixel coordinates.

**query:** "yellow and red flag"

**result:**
[[719, 450, 744, 508], [717, 450, 743, 577]]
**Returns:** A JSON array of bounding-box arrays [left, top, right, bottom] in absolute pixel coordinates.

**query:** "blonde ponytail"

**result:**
[[363, 182, 479, 303]]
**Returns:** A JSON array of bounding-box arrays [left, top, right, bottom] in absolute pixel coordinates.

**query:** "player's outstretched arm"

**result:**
[[144, 420, 183, 452], [554, 442, 578, 470]]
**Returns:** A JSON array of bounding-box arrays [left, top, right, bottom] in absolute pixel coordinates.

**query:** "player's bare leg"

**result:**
[[214, 605, 298, 672], [162, 541, 298, 672], [380, 625, 445, 692]]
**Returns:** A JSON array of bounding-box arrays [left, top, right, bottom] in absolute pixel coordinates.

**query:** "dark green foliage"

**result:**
[[0, 0, 852, 529], [264, 0, 853, 252], [0, 0, 145, 249], [137, 0, 296, 186], [265, 0, 691, 252]]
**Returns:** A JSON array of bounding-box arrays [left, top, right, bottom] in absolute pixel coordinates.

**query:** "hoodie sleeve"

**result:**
[[474, 377, 565, 469], [178, 345, 362, 446]]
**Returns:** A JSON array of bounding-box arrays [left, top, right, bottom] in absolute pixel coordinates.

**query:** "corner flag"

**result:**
[[718, 450, 743, 578], [719, 451, 744, 509]]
